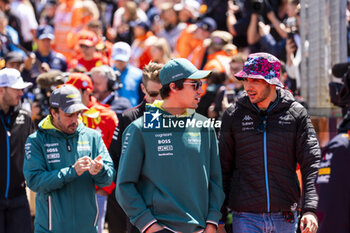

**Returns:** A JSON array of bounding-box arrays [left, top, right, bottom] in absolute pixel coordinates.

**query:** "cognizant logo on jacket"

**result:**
[[143, 110, 221, 129]]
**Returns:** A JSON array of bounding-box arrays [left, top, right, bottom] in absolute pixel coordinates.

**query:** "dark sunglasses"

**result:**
[[146, 89, 160, 97], [183, 81, 202, 90]]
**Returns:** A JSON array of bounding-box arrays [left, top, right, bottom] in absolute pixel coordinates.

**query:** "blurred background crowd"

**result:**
[[0, 0, 309, 125], [1, 0, 350, 232]]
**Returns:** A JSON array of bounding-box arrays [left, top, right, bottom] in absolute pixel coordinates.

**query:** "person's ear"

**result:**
[[50, 108, 58, 118], [140, 83, 146, 94], [169, 83, 176, 92]]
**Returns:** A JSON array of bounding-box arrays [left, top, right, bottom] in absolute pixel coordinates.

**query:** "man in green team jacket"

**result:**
[[116, 58, 225, 233], [23, 85, 115, 233]]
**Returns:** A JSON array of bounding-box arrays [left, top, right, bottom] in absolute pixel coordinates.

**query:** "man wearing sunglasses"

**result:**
[[107, 62, 163, 233], [218, 52, 320, 233], [116, 58, 224, 233]]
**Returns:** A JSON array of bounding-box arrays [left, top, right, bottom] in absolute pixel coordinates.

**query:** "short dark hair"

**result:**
[[160, 79, 186, 99]]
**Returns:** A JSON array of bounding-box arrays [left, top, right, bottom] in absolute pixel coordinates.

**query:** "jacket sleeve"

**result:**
[[206, 127, 225, 226], [115, 123, 157, 232], [316, 136, 350, 233], [295, 103, 321, 214], [23, 136, 78, 193], [109, 114, 128, 171], [91, 134, 115, 187], [218, 108, 236, 221], [104, 111, 118, 149]]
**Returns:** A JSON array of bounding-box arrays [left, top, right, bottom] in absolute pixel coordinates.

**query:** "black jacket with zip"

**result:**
[[219, 88, 320, 215], [0, 106, 34, 199], [109, 100, 146, 171]]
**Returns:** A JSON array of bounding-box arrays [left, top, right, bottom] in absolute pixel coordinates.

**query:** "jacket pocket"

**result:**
[[48, 195, 52, 231]]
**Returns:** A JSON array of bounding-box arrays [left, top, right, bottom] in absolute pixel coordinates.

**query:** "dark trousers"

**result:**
[[0, 194, 32, 233], [107, 190, 139, 233]]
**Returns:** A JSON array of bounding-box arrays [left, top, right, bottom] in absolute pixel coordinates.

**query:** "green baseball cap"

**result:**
[[159, 58, 212, 85]]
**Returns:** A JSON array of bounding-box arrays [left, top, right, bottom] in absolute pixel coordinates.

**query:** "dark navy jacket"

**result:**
[[316, 113, 350, 233], [0, 107, 34, 199], [219, 88, 320, 215]]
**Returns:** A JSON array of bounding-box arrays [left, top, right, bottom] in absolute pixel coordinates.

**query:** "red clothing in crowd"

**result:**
[[69, 53, 108, 71]]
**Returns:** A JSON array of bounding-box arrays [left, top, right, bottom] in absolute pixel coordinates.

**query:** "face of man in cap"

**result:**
[[49, 84, 88, 134], [37, 38, 52, 56], [234, 53, 281, 110], [0, 68, 32, 113], [6, 61, 22, 70], [114, 60, 128, 72], [0, 87, 24, 112], [159, 58, 211, 115], [242, 78, 276, 110], [174, 79, 204, 110], [79, 44, 95, 60], [51, 108, 82, 134]]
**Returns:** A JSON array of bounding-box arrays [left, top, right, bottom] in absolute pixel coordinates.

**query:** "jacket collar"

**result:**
[[147, 100, 195, 117]]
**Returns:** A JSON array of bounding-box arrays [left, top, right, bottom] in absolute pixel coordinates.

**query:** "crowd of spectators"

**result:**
[[0, 0, 312, 232], [0, 0, 304, 124]]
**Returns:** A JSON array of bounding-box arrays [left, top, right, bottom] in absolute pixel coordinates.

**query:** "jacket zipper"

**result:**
[[1, 115, 11, 199], [66, 139, 71, 152], [263, 130, 270, 212], [252, 95, 279, 213], [48, 195, 52, 231]]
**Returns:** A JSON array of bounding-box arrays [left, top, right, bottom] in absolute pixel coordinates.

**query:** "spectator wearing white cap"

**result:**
[[111, 41, 143, 107], [0, 68, 34, 233]]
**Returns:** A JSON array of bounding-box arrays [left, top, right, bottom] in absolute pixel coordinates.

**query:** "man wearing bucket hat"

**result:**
[[23, 84, 115, 233], [0, 68, 34, 233], [116, 58, 224, 233], [218, 52, 320, 233]]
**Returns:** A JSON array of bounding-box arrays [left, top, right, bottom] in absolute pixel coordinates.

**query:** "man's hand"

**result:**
[[89, 155, 104, 175], [300, 212, 318, 233], [217, 224, 227, 233], [23, 52, 36, 71], [41, 62, 51, 72], [204, 223, 217, 233], [144, 223, 163, 233], [74, 156, 91, 176], [286, 38, 297, 56]]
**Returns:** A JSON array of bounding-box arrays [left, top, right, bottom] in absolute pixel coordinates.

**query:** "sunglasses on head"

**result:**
[[183, 81, 202, 90]]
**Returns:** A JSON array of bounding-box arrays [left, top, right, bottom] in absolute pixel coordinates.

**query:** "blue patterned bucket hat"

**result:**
[[234, 52, 283, 88]]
